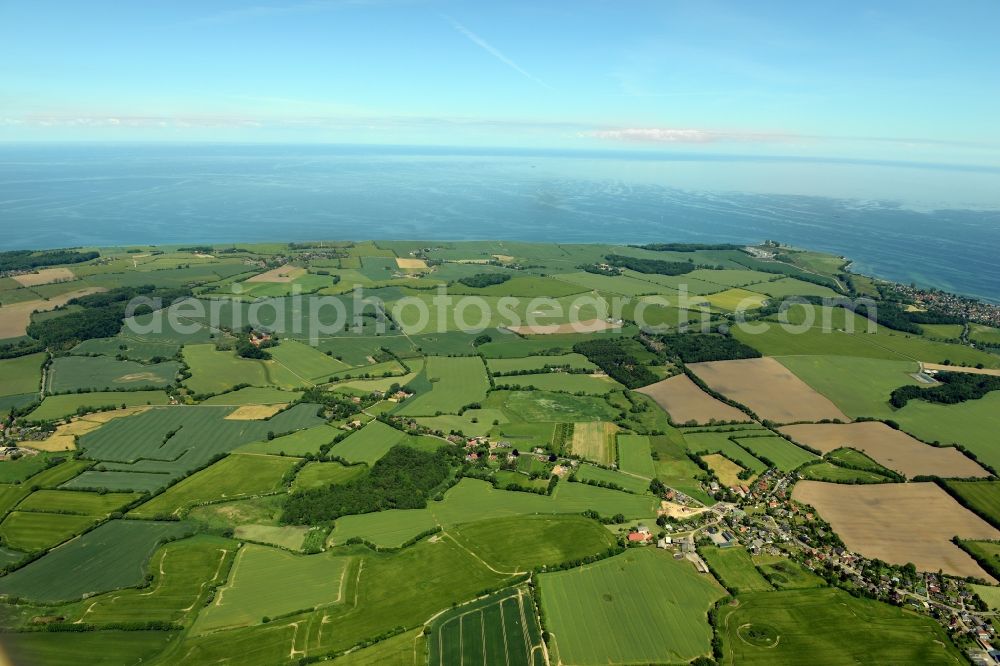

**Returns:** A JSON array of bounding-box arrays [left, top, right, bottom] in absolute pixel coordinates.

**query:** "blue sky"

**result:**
[[2, 0, 999, 166]]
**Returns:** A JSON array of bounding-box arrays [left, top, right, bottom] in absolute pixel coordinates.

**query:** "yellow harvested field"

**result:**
[[395, 258, 427, 269], [506, 319, 623, 335], [922, 362, 1000, 377], [245, 265, 306, 283], [792, 481, 1000, 581], [224, 404, 287, 420], [492, 254, 515, 263], [636, 374, 752, 425], [0, 287, 106, 339], [780, 421, 989, 479], [687, 357, 849, 424], [12, 267, 76, 287], [703, 453, 749, 487], [569, 421, 618, 465], [20, 406, 151, 451]]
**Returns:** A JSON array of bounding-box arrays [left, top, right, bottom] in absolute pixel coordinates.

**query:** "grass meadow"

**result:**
[[540, 548, 725, 665], [719, 588, 963, 664]]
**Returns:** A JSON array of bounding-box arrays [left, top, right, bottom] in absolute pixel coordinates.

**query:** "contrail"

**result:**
[[446, 17, 552, 90]]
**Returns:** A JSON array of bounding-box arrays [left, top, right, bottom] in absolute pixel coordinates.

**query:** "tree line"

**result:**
[[890, 371, 1000, 408], [603, 254, 694, 276], [0, 249, 99, 272], [26, 285, 191, 349]]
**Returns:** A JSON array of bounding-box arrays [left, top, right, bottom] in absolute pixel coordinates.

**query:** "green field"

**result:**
[[747, 276, 840, 298], [177, 537, 510, 662], [826, 447, 895, 474], [201, 386, 303, 405], [26, 390, 169, 421], [238, 424, 341, 455], [920, 323, 965, 340], [701, 546, 774, 593], [486, 353, 596, 373], [330, 420, 407, 465], [616, 434, 657, 479], [0, 452, 63, 484], [490, 390, 618, 423], [71, 335, 180, 362], [649, 431, 713, 505], [194, 544, 353, 632], [960, 541, 1000, 580], [330, 506, 440, 547], [799, 461, 894, 484], [892, 392, 1000, 472], [776, 355, 921, 419], [0, 510, 99, 551], [704, 288, 768, 311], [684, 430, 768, 475], [428, 586, 543, 666], [733, 435, 818, 471], [183, 343, 271, 395], [47, 355, 180, 392], [0, 631, 180, 666], [266, 339, 350, 382], [293, 461, 367, 492], [395, 356, 490, 416], [415, 409, 509, 437], [718, 588, 963, 664], [130, 454, 298, 518], [17, 488, 139, 515], [540, 548, 726, 664], [66, 403, 321, 492], [0, 520, 193, 602], [501, 372, 622, 395], [575, 464, 650, 494], [752, 553, 827, 589], [0, 352, 45, 397], [75, 534, 237, 624], [734, 305, 1000, 368], [450, 515, 618, 572], [944, 480, 1000, 526], [970, 324, 1000, 346], [330, 478, 656, 547]]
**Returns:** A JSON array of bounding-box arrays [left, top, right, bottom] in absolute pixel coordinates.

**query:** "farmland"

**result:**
[[540, 548, 726, 664], [701, 546, 773, 593], [732, 435, 817, 471], [0, 240, 995, 664], [568, 421, 618, 464], [792, 481, 1000, 581], [450, 515, 618, 572], [688, 357, 849, 423], [719, 588, 964, 665], [636, 373, 750, 425], [779, 422, 989, 479], [616, 434, 656, 479], [130, 454, 299, 518], [395, 356, 490, 416], [0, 520, 193, 602], [330, 420, 407, 465], [26, 390, 169, 421], [47, 355, 180, 392], [194, 544, 353, 632], [427, 587, 543, 666], [944, 480, 1000, 527]]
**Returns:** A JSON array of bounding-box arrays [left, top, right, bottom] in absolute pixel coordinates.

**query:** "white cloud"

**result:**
[[582, 127, 794, 144]]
